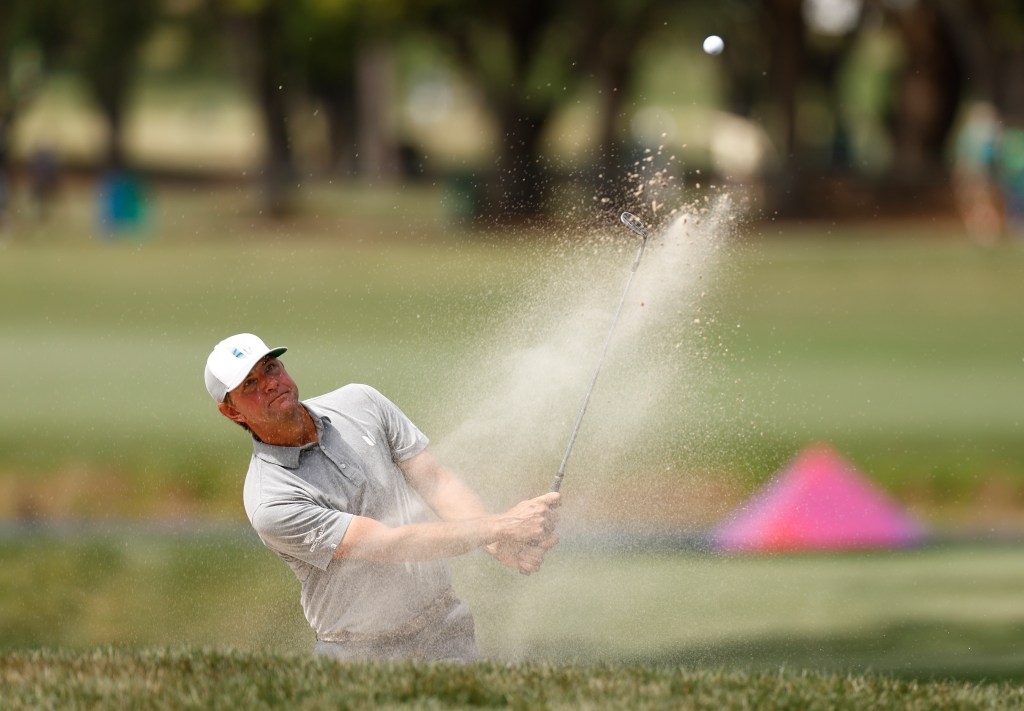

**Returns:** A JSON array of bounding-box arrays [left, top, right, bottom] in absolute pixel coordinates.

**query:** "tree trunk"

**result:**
[[256, 51, 294, 216], [993, 40, 1024, 121], [763, 0, 806, 215], [96, 91, 126, 171], [322, 87, 357, 177], [355, 42, 400, 183], [490, 106, 551, 219], [886, 3, 963, 182], [0, 1, 11, 227], [594, 71, 628, 187], [223, 5, 296, 218]]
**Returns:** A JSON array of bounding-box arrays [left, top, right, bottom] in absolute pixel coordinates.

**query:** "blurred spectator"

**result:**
[[996, 123, 1024, 237], [952, 103, 1003, 245], [29, 147, 60, 221], [98, 170, 148, 238]]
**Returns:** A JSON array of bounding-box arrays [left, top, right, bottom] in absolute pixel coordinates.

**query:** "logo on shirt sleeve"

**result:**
[[361, 431, 376, 447], [303, 524, 329, 553]]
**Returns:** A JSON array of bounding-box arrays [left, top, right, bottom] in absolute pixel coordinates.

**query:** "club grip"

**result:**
[[550, 471, 563, 493]]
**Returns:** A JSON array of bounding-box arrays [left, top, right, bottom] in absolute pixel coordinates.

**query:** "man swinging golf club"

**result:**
[[205, 333, 560, 661]]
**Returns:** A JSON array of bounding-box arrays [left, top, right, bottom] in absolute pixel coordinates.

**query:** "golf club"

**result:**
[[550, 211, 650, 493]]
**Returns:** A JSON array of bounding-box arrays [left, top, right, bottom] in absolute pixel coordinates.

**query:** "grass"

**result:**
[[0, 181, 545, 517], [3, 184, 1024, 704], [3, 647, 1023, 710], [3, 533, 1024, 682], [2, 183, 1024, 525], [705, 234, 1024, 512]]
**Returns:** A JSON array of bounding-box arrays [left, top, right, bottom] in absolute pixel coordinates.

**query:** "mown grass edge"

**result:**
[[2, 647, 1022, 710]]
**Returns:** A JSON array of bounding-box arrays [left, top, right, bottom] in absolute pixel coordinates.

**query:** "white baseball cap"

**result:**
[[204, 333, 288, 402]]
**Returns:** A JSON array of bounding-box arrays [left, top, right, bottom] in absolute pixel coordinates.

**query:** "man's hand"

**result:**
[[487, 532, 559, 574], [487, 491, 560, 573], [495, 492, 560, 544]]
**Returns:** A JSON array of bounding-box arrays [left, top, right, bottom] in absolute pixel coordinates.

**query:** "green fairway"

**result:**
[[3, 190, 1024, 694], [3, 533, 1024, 683], [2, 183, 1023, 525], [704, 233, 1024, 521], [462, 544, 1024, 681]]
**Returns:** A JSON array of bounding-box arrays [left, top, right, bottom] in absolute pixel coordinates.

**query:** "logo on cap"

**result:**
[[231, 346, 250, 358]]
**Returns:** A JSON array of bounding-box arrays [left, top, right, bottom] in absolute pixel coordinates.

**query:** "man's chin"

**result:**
[[268, 392, 298, 410]]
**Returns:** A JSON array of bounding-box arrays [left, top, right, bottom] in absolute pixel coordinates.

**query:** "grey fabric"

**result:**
[[243, 384, 465, 645], [312, 593, 479, 662]]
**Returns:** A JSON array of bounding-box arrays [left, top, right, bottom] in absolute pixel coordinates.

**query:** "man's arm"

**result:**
[[397, 450, 560, 572], [333, 492, 558, 568], [398, 449, 491, 521]]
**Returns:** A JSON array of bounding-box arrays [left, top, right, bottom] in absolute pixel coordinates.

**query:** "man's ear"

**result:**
[[218, 400, 247, 426]]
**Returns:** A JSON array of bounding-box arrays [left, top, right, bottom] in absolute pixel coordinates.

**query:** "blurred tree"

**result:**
[[333, 0, 1008, 219], [714, 0, 1024, 216], [297, 0, 411, 181], [3, 0, 159, 172], [0, 0, 71, 226], [574, 0, 668, 185], [879, 1, 964, 183], [0, 0, 15, 227], [712, 0, 812, 214], [423, 0, 667, 220], [217, 0, 413, 215], [990, 1, 1024, 120], [941, 0, 1024, 119], [76, 0, 162, 170], [763, 0, 807, 213], [862, 0, 1024, 205], [297, 2, 361, 177], [218, 0, 298, 216], [4, 0, 1017, 224], [423, 0, 573, 219]]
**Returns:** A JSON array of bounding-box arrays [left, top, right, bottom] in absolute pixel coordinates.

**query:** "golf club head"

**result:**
[[620, 212, 649, 239]]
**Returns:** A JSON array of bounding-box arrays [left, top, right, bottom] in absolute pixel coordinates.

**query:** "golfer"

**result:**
[[205, 333, 559, 661]]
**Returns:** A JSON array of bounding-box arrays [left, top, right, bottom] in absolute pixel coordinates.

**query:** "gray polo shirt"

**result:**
[[242, 384, 454, 641]]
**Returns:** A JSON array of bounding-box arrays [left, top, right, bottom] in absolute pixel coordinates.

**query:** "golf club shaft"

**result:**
[[550, 216, 649, 493]]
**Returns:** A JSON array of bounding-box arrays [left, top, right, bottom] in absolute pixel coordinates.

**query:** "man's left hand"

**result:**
[[486, 533, 559, 575]]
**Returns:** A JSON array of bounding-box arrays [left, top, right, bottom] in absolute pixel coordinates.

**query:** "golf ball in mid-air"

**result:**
[[703, 35, 724, 55]]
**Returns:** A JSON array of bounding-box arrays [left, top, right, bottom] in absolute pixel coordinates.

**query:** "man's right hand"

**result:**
[[487, 491, 560, 573], [496, 491, 560, 544]]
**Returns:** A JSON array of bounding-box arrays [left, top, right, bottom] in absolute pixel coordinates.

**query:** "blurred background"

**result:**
[[2, 0, 1022, 226], [2, 0, 1024, 680]]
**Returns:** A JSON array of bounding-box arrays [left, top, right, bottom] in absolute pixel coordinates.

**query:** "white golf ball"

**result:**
[[703, 35, 724, 55]]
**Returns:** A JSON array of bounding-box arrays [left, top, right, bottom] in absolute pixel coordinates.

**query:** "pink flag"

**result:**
[[712, 444, 926, 552]]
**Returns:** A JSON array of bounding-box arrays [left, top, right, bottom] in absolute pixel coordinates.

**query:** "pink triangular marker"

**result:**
[[712, 444, 926, 552]]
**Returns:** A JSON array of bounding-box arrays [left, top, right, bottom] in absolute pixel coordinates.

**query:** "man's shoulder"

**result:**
[[306, 383, 381, 410], [242, 455, 297, 516], [242, 455, 269, 520]]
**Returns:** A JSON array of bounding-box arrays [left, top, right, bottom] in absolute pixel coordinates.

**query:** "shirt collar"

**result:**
[[251, 407, 329, 469]]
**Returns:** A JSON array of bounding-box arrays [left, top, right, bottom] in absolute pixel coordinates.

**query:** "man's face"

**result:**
[[218, 356, 301, 433]]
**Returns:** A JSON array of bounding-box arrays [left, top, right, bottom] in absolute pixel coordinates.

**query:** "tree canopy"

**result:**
[[1, 0, 1022, 220]]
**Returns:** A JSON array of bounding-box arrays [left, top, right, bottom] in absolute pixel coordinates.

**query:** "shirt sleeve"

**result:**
[[250, 497, 352, 571], [361, 385, 429, 463]]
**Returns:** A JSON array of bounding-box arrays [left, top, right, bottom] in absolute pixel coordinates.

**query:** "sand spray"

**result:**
[[433, 181, 743, 529]]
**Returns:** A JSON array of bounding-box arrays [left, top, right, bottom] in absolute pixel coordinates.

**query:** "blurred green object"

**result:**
[[98, 171, 148, 238], [997, 127, 1024, 231]]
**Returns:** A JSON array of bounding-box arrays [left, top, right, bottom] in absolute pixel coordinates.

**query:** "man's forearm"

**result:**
[[399, 451, 490, 521], [334, 492, 558, 564], [333, 515, 500, 562]]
